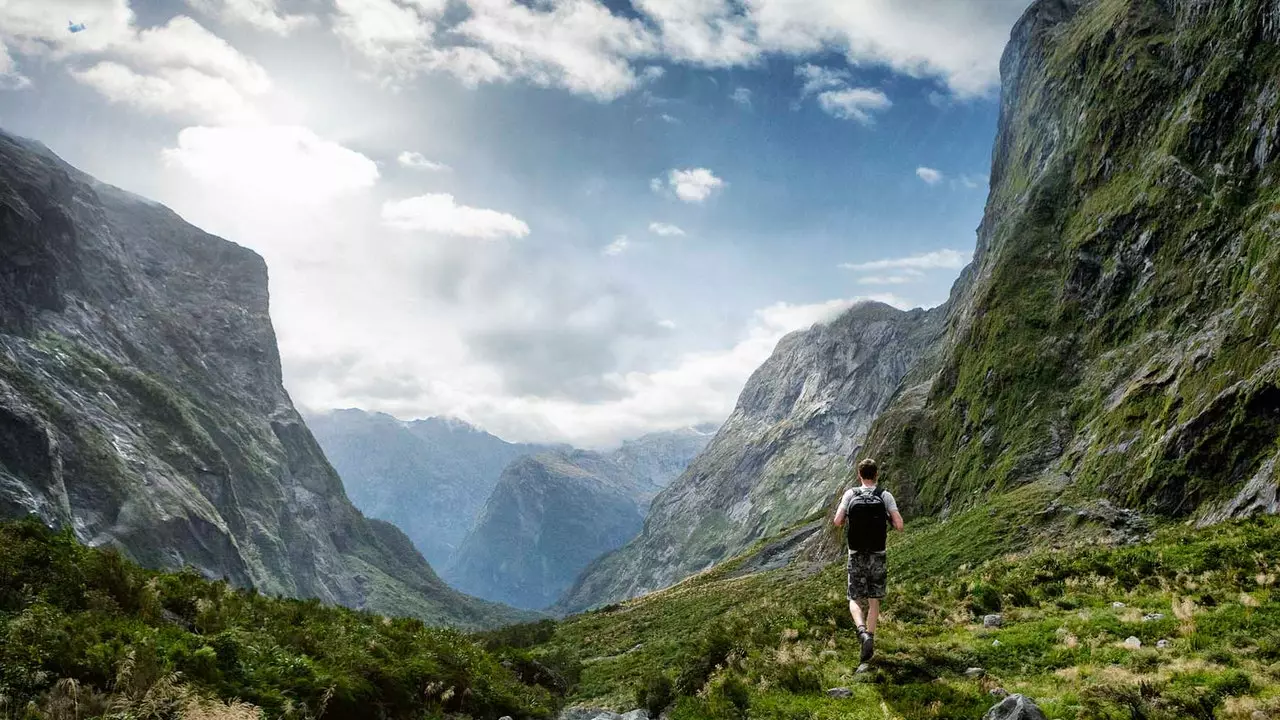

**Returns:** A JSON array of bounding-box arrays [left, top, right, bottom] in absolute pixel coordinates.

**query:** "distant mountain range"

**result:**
[[308, 408, 716, 609], [445, 426, 715, 609]]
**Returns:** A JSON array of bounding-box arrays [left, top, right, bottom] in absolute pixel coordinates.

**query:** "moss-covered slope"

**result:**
[[862, 0, 1280, 524]]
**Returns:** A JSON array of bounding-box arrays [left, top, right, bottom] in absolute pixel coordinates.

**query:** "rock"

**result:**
[[499, 717, 513, 720], [990, 688, 1009, 698], [557, 708, 616, 720], [620, 710, 649, 720], [965, 667, 986, 678], [0, 129, 516, 628], [1252, 711, 1268, 720], [856, 663, 871, 674], [1112, 602, 1126, 609], [1124, 636, 1142, 649], [982, 694, 1048, 720], [1142, 613, 1164, 622], [826, 688, 853, 698], [993, 639, 1002, 646], [984, 614, 1004, 628], [556, 302, 946, 613], [1157, 639, 1170, 649]]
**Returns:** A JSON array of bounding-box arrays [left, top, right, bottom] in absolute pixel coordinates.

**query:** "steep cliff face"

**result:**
[[307, 409, 556, 566], [557, 302, 944, 612], [446, 427, 713, 609], [0, 131, 524, 628], [859, 0, 1280, 527]]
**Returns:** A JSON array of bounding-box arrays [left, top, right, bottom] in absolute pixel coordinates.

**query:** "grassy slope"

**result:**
[[0, 518, 558, 720], [523, 490, 1280, 720]]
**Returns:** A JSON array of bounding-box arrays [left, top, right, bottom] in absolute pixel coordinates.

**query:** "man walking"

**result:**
[[833, 458, 904, 668]]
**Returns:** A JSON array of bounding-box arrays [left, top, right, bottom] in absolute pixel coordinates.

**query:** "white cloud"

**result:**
[[0, 6, 271, 121], [633, 0, 758, 66], [163, 126, 380, 204], [382, 193, 531, 239], [648, 222, 686, 237], [840, 249, 970, 272], [654, 167, 724, 203], [750, 0, 1029, 97], [603, 235, 630, 256], [451, 0, 656, 100], [186, 0, 312, 35], [916, 166, 943, 184], [0, 40, 31, 89], [856, 271, 923, 285], [731, 86, 751, 106], [73, 62, 259, 123], [641, 65, 665, 81], [958, 173, 987, 189], [816, 87, 891, 123], [397, 151, 450, 171], [796, 63, 847, 96], [332, 0, 442, 79], [660, 113, 680, 124]]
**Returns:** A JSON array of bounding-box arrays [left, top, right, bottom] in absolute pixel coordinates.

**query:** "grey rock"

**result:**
[[447, 436, 709, 610], [557, 709, 616, 720], [1252, 711, 1268, 720], [965, 667, 986, 678], [826, 687, 853, 698], [557, 303, 946, 612], [499, 716, 513, 720], [1157, 639, 1170, 649], [620, 710, 649, 720], [1124, 636, 1142, 649], [982, 694, 1048, 720], [992, 639, 1002, 647], [307, 409, 558, 568], [855, 663, 871, 674], [1142, 613, 1164, 622], [0, 129, 521, 628], [1112, 602, 1127, 609], [984, 614, 1004, 628]]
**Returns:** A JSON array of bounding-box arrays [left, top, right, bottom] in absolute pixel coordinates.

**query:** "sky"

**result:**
[[0, 0, 1033, 449]]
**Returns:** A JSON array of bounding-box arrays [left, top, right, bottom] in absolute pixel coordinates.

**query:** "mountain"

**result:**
[[852, 0, 1280, 530], [307, 408, 557, 566], [446, 427, 714, 609], [557, 302, 944, 612], [0, 130, 525, 628]]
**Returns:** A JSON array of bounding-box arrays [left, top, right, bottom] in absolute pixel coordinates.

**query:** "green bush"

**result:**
[[635, 671, 674, 717]]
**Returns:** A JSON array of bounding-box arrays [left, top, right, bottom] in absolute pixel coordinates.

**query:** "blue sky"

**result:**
[[0, 0, 1031, 447]]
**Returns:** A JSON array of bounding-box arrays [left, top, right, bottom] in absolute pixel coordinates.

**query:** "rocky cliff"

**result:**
[[557, 302, 944, 612], [447, 427, 714, 609], [0, 130, 524, 628], [307, 409, 557, 566], [856, 0, 1280, 530]]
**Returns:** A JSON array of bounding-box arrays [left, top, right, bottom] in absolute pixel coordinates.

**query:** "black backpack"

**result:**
[[845, 486, 888, 552]]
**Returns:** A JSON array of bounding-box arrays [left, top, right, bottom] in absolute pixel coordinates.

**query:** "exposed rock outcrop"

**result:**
[[557, 302, 943, 612], [0, 130, 523, 628]]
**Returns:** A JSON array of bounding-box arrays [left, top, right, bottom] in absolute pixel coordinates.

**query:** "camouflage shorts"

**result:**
[[847, 551, 887, 600]]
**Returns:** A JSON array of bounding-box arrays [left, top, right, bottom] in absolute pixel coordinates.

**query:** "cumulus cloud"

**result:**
[[840, 249, 970, 272], [185, 0, 312, 35], [796, 63, 848, 96], [654, 167, 724, 203], [397, 151, 450, 171], [855, 270, 924, 285], [648, 222, 686, 237], [382, 193, 531, 239], [916, 166, 943, 184], [0, 5, 271, 121], [816, 87, 891, 123], [163, 125, 380, 204], [73, 62, 259, 122], [603, 235, 630, 256], [731, 86, 752, 106], [633, 0, 758, 66], [0, 40, 31, 89]]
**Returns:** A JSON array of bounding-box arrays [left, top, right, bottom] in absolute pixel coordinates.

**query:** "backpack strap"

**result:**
[[872, 486, 885, 499]]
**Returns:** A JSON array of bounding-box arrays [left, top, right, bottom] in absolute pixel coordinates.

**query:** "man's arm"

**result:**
[[833, 491, 849, 526], [889, 510, 904, 532]]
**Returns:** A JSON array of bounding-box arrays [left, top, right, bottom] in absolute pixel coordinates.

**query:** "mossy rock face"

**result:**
[[0, 130, 530, 629], [862, 0, 1280, 524]]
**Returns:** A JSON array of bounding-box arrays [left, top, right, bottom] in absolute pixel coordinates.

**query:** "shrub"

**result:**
[[634, 671, 674, 717]]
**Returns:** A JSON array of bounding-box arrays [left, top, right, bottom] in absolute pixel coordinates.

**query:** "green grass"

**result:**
[[521, 512, 1280, 720]]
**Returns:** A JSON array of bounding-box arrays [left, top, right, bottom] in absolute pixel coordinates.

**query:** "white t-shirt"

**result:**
[[837, 485, 899, 517]]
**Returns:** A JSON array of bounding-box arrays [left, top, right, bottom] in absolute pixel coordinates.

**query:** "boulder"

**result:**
[[1142, 613, 1164, 622], [826, 688, 853, 698], [965, 667, 986, 678], [1157, 639, 1170, 649], [983, 614, 1004, 628], [620, 710, 649, 720], [1124, 636, 1142, 649], [982, 694, 1048, 720], [1112, 602, 1126, 609]]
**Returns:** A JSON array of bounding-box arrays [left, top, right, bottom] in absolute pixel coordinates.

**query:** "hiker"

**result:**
[[832, 458, 903, 667]]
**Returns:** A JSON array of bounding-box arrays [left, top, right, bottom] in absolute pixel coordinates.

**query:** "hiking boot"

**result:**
[[860, 632, 875, 663]]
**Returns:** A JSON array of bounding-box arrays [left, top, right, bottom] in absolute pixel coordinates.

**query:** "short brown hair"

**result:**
[[857, 458, 878, 481]]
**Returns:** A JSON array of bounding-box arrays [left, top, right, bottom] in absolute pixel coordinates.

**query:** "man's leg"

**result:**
[[865, 598, 880, 634]]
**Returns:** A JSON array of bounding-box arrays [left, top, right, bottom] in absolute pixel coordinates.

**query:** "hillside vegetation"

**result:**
[[522, 491, 1280, 720]]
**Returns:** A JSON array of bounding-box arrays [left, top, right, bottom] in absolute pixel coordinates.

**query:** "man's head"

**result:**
[[857, 458, 878, 482]]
